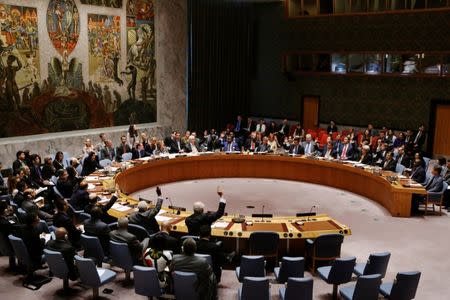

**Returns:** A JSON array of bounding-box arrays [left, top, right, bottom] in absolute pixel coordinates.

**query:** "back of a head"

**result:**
[[55, 227, 68, 240], [55, 198, 66, 212], [199, 224, 211, 239], [182, 237, 197, 256], [90, 206, 103, 220], [137, 201, 148, 212], [193, 201, 205, 214], [118, 217, 129, 229]]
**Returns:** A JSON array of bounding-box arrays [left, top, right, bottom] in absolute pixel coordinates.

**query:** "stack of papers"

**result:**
[[87, 183, 96, 190], [111, 203, 131, 212], [211, 221, 229, 229], [85, 176, 99, 181], [155, 215, 173, 222]]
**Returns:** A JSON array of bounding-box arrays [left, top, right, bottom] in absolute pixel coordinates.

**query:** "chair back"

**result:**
[[110, 240, 133, 271], [363, 252, 391, 278], [278, 256, 305, 283], [80, 234, 105, 264], [0, 232, 13, 256], [352, 274, 382, 300], [173, 271, 198, 300], [180, 235, 199, 242], [75, 255, 100, 286], [8, 235, 31, 268], [239, 255, 265, 281], [395, 164, 405, 174], [241, 277, 270, 300], [16, 208, 27, 223], [313, 234, 344, 258], [284, 277, 313, 300], [390, 271, 421, 300], [122, 153, 132, 161], [248, 231, 279, 256], [133, 266, 162, 297], [44, 249, 69, 279], [78, 212, 91, 222], [128, 223, 151, 240], [195, 253, 213, 267], [99, 159, 112, 168], [328, 256, 356, 284]]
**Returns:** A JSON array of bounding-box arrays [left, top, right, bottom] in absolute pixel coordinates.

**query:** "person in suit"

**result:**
[[84, 206, 112, 255], [128, 187, 163, 234], [81, 152, 102, 176], [70, 182, 90, 211], [115, 135, 132, 162], [21, 190, 52, 221], [56, 169, 76, 199], [413, 124, 427, 152], [53, 198, 81, 249], [289, 137, 305, 155], [233, 115, 243, 137], [327, 121, 338, 134], [302, 134, 317, 155], [255, 136, 271, 153], [185, 187, 226, 235], [168, 132, 185, 154], [53, 151, 65, 172], [84, 193, 118, 224], [41, 157, 56, 181], [336, 136, 354, 160], [222, 136, 239, 152], [99, 140, 116, 161], [197, 225, 233, 283], [13, 181, 28, 207], [382, 152, 397, 172], [12, 151, 26, 174], [170, 238, 216, 300], [184, 135, 201, 154], [244, 132, 260, 152], [244, 117, 256, 133], [132, 142, 150, 159], [16, 213, 45, 270], [410, 157, 426, 184], [322, 141, 336, 159], [29, 154, 45, 187], [425, 165, 444, 192], [46, 227, 78, 280], [358, 145, 373, 165], [396, 146, 412, 168], [149, 222, 179, 253], [276, 119, 290, 141], [110, 217, 149, 264]]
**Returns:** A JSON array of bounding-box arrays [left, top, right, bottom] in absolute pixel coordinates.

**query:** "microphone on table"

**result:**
[[166, 197, 175, 214], [307, 205, 316, 221], [167, 196, 185, 215]]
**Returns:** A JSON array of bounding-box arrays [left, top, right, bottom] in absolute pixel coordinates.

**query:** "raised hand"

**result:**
[[156, 186, 162, 197]]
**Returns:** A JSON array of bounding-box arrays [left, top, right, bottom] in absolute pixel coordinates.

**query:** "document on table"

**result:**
[[211, 221, 229, 229], [137, 157, 153, 161], [111, 203, 131, 212], [85, 176, 99, 181], [35, 186, 47, 195], [87, 183, 96, 190], [97, 269, 107, 277], [155, 215, 173, 222]]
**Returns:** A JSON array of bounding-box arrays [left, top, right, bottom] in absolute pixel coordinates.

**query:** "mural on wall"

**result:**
[[0, 0, 157, 138], [81, 0, 123, 8], [0, 4, 40, 112]]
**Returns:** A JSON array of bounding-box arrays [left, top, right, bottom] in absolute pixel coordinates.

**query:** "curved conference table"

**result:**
[[86, 153, 425, 256]]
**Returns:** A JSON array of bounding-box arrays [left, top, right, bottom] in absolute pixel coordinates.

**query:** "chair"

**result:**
[[180, 235, 199, 242], [0, 231, 15, 269], [43, 249, 70, 291], [279, 277, 313, 300], [194, 253, 213, 267], [274, 256, 305, 283], [235, 255, 266, 282], [379, 271, 421, 300], [353, 252, 391, 278], [423, 157, 431, 168], [99, 159, 112, 168], [306, 233, 344, 273], [238, 277, 270, 300], [317, 256, 356, 300], [109, 240, 133, 281], [122, 153, 133, 161], [62, 152, 71, 168], [133, 266, 162, 299], [78, 212, 91, 222], [423, 181, 448, 215], [248, 231, 279, 265], [50, 175, 58, 185], [340, 274, 382, 300], [80, 234, 105, 267], [395, 164, 405, 174], [53, 186, 64, 198], [173, 271, 199, 300], [75, 255, 116, 298], [16, 207, 28, 223]]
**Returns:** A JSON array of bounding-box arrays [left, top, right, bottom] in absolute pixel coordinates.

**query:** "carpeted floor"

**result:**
[[1, 178, 448, 299]]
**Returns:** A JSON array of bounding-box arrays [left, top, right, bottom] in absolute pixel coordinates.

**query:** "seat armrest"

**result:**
[[306, 239, 314, 245]]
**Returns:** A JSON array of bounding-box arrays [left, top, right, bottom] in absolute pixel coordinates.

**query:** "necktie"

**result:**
[[341, 145, 347, 159], [251, 142, 255, 150], [414, 132, 420, 143], [228, 144, 232, 152], [306, 143, 310, 154], [295, 146, 298, 154]]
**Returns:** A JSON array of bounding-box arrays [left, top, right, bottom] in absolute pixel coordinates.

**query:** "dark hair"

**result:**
[[438, 157, 446, 166], [199, 225, 211, 238], [16, 181, 27, 192], [55, 151, 64, 162], [16, 151, 24, 159], [25, 212, 38, 227], [55, 198, 66, 211], [90, 206, 102, 220], [182, 238, 197, 256], [433, 165, 442, 174]]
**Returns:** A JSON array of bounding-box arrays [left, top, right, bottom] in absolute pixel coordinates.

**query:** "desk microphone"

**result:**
[[261, 205, 265, 222], [166, 197, 175, 214], [307, 205, 316, 221]]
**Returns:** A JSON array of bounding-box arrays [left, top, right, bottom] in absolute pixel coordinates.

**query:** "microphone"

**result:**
[[166, 197, 175, 214], [167, 196, 185, 215], [307, 205, 316, 221]]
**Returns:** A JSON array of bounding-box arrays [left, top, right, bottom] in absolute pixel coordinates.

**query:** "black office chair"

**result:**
[[248, 231, 279, 266], [305, 233, 344, 274]]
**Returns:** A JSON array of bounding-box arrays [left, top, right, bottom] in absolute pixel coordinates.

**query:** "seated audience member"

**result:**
[[289, 137, 305, 155], [12, 151, 27, 174], [132, 142, 149, 159], [184, 135, 201, 154], [29, 154, 46, 187], [382, 152, 397, 172], [127, 124, 139, 146], [154, 140, 169, 155], [393, 132, 405, 149], [145, 137, 158, 154], [66, 158, 81, 181], [168, 131, 185, 154], [13, 181, 28, 207], [256, 136, 271, 153], [276, 119, 290, 141], [141, 132, 150, 147], [17, 213, 45, 269], [186, 187, 226, 235], [222, 136, 239, 152], [81, 152, 102, 176], [244, 117, 256, 134], [410, 156, 426, 184], [99, 140, 116, 161], [255, 119, 266, 134], [115, 135, 132, 162], [425, 165, 444, 192], [438, 157, 448, 177], [82, 139, 95, 156], [266, 121, 278, 135], [41, 156, 56, 181], [46, 227, 78, 280], [110, 217, 149, 264], [56, 170, 75, 199], [70, 181, 90, 211], [128, 187, 163, 234], [327, 121, 338, 134], [53, 151, 65, 172], [150, 222, 179, 253], [374, 143, 388, 166], [21, 166, 38, 189], [170, 238, 216, 300], [302, 134, 317, 155], [53, 198, 82, 248], [197, 225, 232, 283], [95, 133, 107, 153], [396, 146, 412, 168], [142, 233, 173, 287], [336, 136, 354, 160], [84, 206, 112, 255], [358, 145, 373, 165], [292, 123, 305, 138], [21, 190, 52, 221], [322, 141, 336, 159], [84, 193, 118, 224]]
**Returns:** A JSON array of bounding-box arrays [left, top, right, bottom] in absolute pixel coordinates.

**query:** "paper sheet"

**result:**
[[211, 221, 229, 229], [85, 176, 99, 181], [97, 269, 107, 277], [137, 157, 153, 161], [87, 183, 96, 190], [155, 215, 173, 222], [111, 203, 131, 212]]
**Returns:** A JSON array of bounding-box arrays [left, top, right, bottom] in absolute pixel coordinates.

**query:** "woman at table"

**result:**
[[81, 152, 103, 177], [82, 139, 96, 156], [267, 133, 279, 152], [153, 140, 169, 156]]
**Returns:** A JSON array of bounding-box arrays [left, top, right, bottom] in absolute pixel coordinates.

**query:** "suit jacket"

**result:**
[[84, 195, 118, 224], [168, 139, 185, 154], [397, 154, 412, 169], [413, 131, 427, 148], [70, 189, 90, 211], [359, 153, 373, 165], [30, 165, 44, 187], [289, 144, 305, 155], [12, 159, 25, 174], [302, 141, 317, 155], [336, 143, 354, 160], [16, 224, 44, 268], [115, 144, 132, 162], [128, 197, 163, 234], [411, 165, 426, 184], [53, 211, 81, 247], [184, 142, 201, 153], [81, 158, 102, 177], [132, 149, 150, 159], [110, 228, 143, 263], [382, 159, 397, 172], [244, 121, 256, 133], [222, 141, 239, 152], [185, 201, 226, 235], [277, 124, 290, 137], [322, 145, 336, 158], [99, 147, 116, 161], [149, 231, 179, 253], [56, 180, 75, 199], [84, 218, 111, 255], [426, 176, 444, 193], [256, 143, 271, 153], [14, 191, 26, 208], [41, 165, 55, 180], [170, 254, 215, 300], [196, 238, 226, 281], [46, 238, 78, 279], [22, 199, 52, 221], [244, 138, 260, 152]]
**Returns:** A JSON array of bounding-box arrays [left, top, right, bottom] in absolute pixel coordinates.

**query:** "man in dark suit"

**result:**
[[358, 145, 373, 165], [255, 137, 271, 153], [46, 227, 78, 280], [222, 136, 239, 152], [413, 124, 427, 152], [289, 137, 305, 155], [411, 159, 426, 184], [149, 222, 179, 253], [12, 151, 26, 174], [382, 152, 397, 172], [336, 136, 354, 160], [81, 152, 102, 176], [99, 140, 116, 161], [185, 187, 226, 235], [21, 191, 52, 221], [84, 206, 112, 255], [244, 117, 256, 134], [56, 169, 76, 199], [396, 146, 412, 168], [29, 154, 45, 187], [128, 187, 163, 234], [244, 132, 260, 152], [168, 132, 185, 153], [115, 135, 132, 162], [16, 213, 45, 270], [132, 142, 151, 159], [110, 217, 149, 264], [53, 198, 82, 249], [276, 119, 290, 141], [302, 134, 317, 155], [70, 182, 90, 211], [425, 165, 444, 192], [13, 181, 28, 207], [84, 193, 118, 224], [322, 141, 336, 159], [170, 238, 216, 300]]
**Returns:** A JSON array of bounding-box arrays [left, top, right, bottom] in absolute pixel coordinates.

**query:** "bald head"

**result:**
[[137, 201, 148, 212], [55, 227, 68, 240], [193, 201, 205, 214]]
